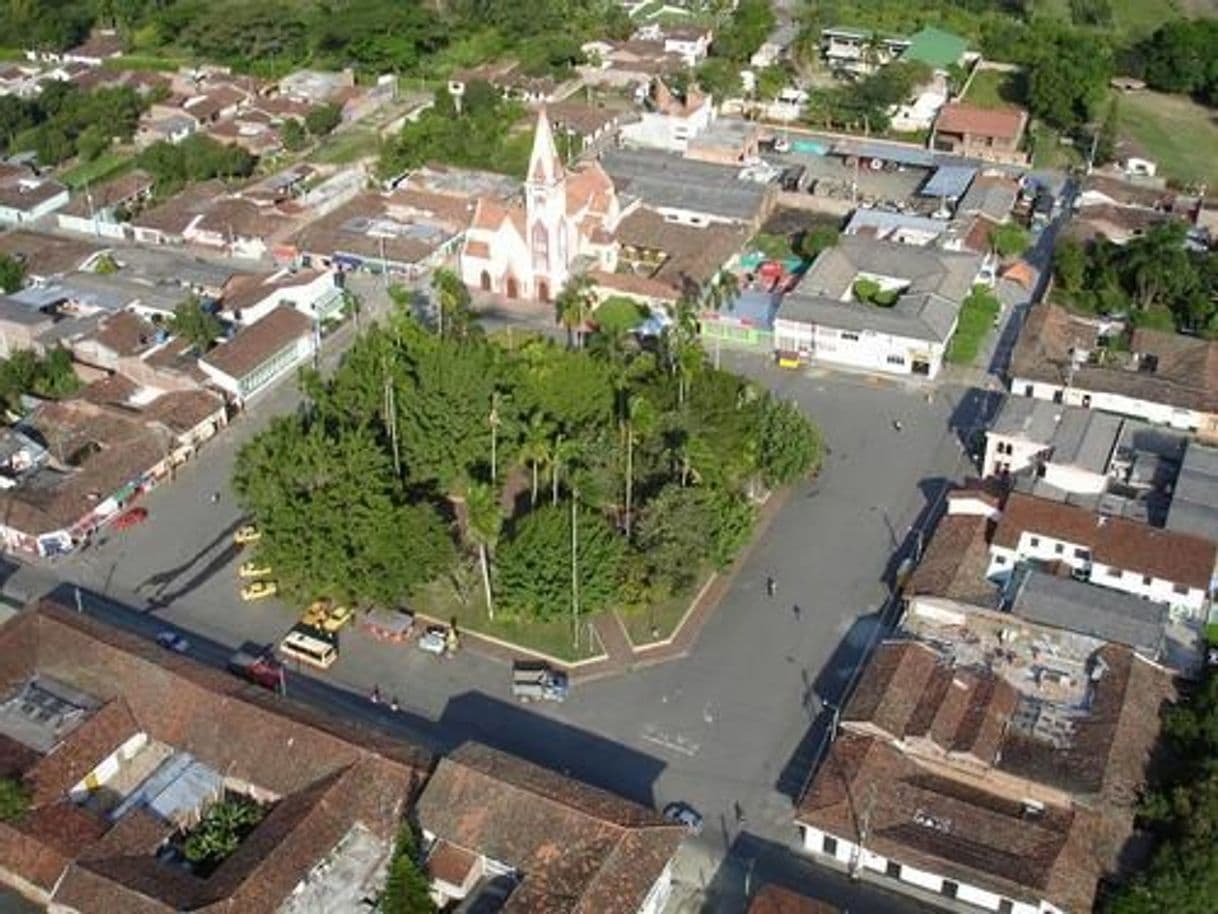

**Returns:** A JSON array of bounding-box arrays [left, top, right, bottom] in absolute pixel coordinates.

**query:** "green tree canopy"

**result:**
[[0, 253, 25, 294], [497, 501, 624, 621], [758, 397, 822, 487], [170, 298, 224, 352]]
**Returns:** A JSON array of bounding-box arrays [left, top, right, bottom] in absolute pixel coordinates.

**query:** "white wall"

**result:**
[[1011, 376, 1207, 433], [57, 212, 127, 240], [984, 432, 1046, 478], [775, 320, 946, 378], [1041, 461, 1107, 496], [797, 824, 1050, 914], [620, 105, 713, 153]]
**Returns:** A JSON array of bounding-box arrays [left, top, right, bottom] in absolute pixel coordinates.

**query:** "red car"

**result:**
[[113, 507, 148, 531]]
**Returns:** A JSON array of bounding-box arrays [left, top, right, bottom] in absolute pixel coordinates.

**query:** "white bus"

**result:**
[[279, 626, 338, 670]]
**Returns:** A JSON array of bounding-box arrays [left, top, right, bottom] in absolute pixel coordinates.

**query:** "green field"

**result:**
[[1034, 0, 1210, 36], [313, 128, 380, 165], [964, 68, 1026, 109], [946, 287, 1001, 366], [1117, 90, 1218, 187], [60, 151, 133, 190]]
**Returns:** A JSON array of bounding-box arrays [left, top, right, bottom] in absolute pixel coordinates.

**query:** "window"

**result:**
[[1143, 575, 1153, 587], [1024, 385, 1034, 397], [1054, 543, 1064, 555], [999, 901, 1014, 914], [279, 629, 338, 670], [941, 880, 958, 899], [1074, 548, 1089, 560], [1029, 536, 1040, 547], [822, 835, 838, 856], [1107, 567, 1121, 578], [994, 555, 1007, 565], [886, 354, 905, 365], [1082, 394, 1092, 408], [1174, 583, 1190, 595], [885, 861, 902, 879]]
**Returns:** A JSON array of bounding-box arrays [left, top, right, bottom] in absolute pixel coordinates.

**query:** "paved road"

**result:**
[[5, 321, 992, 912]]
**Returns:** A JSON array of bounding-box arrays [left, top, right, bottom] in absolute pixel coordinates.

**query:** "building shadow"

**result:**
[[44, 583, 668, 809], [946, 384, 1003, 459]]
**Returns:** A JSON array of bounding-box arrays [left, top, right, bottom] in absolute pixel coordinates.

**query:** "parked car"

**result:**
[[418, 626, 448, 655], [155, 630, 190, 653], [302, 600, 354, 633], [227, 649, 283, 690], [238, 560, 272, 579], [234, 524, 261, 545], [512, 661, 569, 702], [241, 580, 278, 601], [663, 801, 704, 834], [114, 507, 148, 531]]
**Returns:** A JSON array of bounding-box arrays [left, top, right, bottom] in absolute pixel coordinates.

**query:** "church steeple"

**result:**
[[528, 108, 564, 187]]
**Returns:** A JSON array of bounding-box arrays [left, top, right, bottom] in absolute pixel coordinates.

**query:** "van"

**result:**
[[279, 625, 338, 670]]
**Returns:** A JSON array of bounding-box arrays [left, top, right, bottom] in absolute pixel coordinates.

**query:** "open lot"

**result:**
[[1117, 89, 1218, 187], [964, 68, 1026, 110]]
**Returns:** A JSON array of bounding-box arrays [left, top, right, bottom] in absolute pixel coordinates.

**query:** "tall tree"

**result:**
[[623, 393, 656, 538], [518, 409, 554, 507], [171, 297, 224, 352], [554, 273, 596, 349], [464, 481, 503, 619]]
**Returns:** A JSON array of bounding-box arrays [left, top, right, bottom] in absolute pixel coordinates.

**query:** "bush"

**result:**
[[758, 398, 822, 487], [945, 286, 1002, 365], [0, 777, 29, 821]]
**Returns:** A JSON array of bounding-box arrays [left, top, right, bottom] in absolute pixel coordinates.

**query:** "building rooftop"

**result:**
[[1009, 569, 1166, 656], [201, 305, 313, 382], [0, 231, 104, 280], [289, 191, 465, 268], [1165, 442, 1218, 543], [616, 207, 746, 291], [904, 512, 998, 605], [901, 26, 968, 70], [935, 103, 1027, 142], [991, 397, 1123, 474], [600, 148, 768, 223], [994, 491, 1217, 589], [0, 601, 428, 907], [747, 886, 839, 914], [416, 742, 683, 914]]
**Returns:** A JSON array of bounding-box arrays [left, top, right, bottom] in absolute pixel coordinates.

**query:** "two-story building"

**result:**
[[986, 491, 1216, 621], [932, 102, 1029, 165]]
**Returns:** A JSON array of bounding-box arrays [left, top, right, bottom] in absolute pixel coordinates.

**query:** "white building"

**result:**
[[199, 305, 316, 404], [984, 397, 1123, 493], [773, 236, 983, 378], [619, 78, 715, 154], [459, 109, 622, 302], [0, 165, 69, 226], [820, 27, 909, 75], [986, 491, 1215, 621], [1009, 302, 1218, 439], [219, 269, 344, 327]]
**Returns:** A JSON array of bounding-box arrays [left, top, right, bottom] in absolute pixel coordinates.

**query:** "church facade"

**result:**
[[459, 109, 623, 302]]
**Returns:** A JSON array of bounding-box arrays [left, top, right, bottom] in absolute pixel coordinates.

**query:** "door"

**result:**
[[506, 276, 519, 299], [480, 270, 491, 292], [537, 279, 549, 302]]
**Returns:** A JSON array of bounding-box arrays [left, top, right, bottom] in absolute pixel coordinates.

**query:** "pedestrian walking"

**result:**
[[369, 684, 381, 704], [766, 576, 776, 598], [792, 604, 801, 620], [390, 695, 399, 712]]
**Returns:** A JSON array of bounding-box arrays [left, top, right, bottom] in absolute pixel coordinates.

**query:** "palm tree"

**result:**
[[465, 482, 503, 620], [555, 273, 596, 349], [551, 433, 582, 505], [624, 393, 656, 537], [518, 411, 554, 507], [665, 295, 703, 406], [714, 270, 740, 312], [431, 267, 477, 340]]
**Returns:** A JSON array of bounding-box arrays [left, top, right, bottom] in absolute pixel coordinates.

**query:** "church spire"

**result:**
[[528, 107, 564, 186]]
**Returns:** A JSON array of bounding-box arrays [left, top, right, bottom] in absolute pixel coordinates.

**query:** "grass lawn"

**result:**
[[60, 151, 133, 190], [946, 287, 1002, 366], [412, 579, 605, 663], [617, 567, 711, 646], [312, 128, 379, 166], [104, 54, 193, 72], [1035, 0, 1198, 36], [592, 297, 649, 334], [1029, 125, 1083, 171], [1117, 90, 1218, 188], [964, 68, 1027, 109]]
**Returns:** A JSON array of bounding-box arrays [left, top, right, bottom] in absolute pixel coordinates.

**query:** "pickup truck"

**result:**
[[227, 650, 284, 691], [511, 662, 569, 703]]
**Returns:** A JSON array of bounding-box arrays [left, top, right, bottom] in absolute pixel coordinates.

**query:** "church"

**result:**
[[460, 109, 623, 302]]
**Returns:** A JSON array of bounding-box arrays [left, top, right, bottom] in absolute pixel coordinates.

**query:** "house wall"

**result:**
[[636, 861, 673, 914], [1041, 461, 1107, 496], [774, 318, 947, 378], [796, 824, 1055, 914], [57, 212, 128, 240], [984, 432, 1046, 478], [619, 105, 713, 153], [200, 333, 314, 403], [1011, 377, 1208, 433]]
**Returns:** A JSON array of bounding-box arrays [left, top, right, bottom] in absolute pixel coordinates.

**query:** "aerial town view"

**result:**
[[0, 0, 1215, 912]]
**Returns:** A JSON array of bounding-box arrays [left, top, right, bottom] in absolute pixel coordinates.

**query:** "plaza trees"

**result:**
[[234, 299, 823, 630]]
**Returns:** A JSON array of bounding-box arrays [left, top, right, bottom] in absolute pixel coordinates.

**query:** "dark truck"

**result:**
[[227, 650, 284, 691], [511, 661, 569, 703]]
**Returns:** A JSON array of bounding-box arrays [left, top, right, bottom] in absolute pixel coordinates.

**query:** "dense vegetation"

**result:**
[[0, 348, 83, 412], [136, 134, 256, 195], [379, 824, 435, 914], [234, 273, 822, 624], [0, 81, 146, 166], [1052, 224, 1218, 335], [0, 777, 29, 821], [181, 796, 267, 873], [803, 60, 932, 133], [379, 82, 528, 180], [1108, 670, 1218, 913], [1125, 19, 1218, 105]]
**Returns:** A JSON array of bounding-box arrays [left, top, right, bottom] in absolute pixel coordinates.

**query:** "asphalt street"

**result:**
[[4, 312, 995, 912]]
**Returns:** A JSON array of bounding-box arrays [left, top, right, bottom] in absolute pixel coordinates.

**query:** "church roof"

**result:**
[[528, 109, 565, 186], [565, 164, 614, 217]]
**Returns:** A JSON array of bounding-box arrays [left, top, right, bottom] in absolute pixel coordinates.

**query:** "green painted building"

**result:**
[[901, 27, 968, 71]]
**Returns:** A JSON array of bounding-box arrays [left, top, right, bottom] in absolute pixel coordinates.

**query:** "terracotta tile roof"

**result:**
[[142, 389, 225, 435], [133, 181, 226, 236], [549, 102, 621, 137], [201, 305, 313, 382], [427, 837, 478, 886], [798, 733, 1104, 913], [25, 699, 140, 805], [471, 196, 513, 232], [0, 230, 103, 279], [617, 207, 746, 290], [993, 491, 1217, 589], [91, 311, 157, 358], [748, 886, 840, 914], [219, 269, 324, 315], [78, 372, 139, 408], [0, 601, 430, 910], [935, 102, 1027, 141], [416, 743, 683, 914], [905, 513, 999, 604], [588, 269, 679, 301]]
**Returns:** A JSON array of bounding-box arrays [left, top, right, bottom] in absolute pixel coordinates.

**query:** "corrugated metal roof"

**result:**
[[921, 165, 976, 199]]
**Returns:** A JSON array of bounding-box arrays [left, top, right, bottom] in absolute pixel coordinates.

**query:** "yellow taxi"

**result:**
[[301, 600, 354, 633], [240, 579, 278, 601], [234, 524, 262, 545], [238, 560, 272, 579]]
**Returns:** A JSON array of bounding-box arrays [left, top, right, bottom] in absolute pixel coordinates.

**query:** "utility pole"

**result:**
[[571, 489, 580, 650], [383, 361, 401, 479]]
